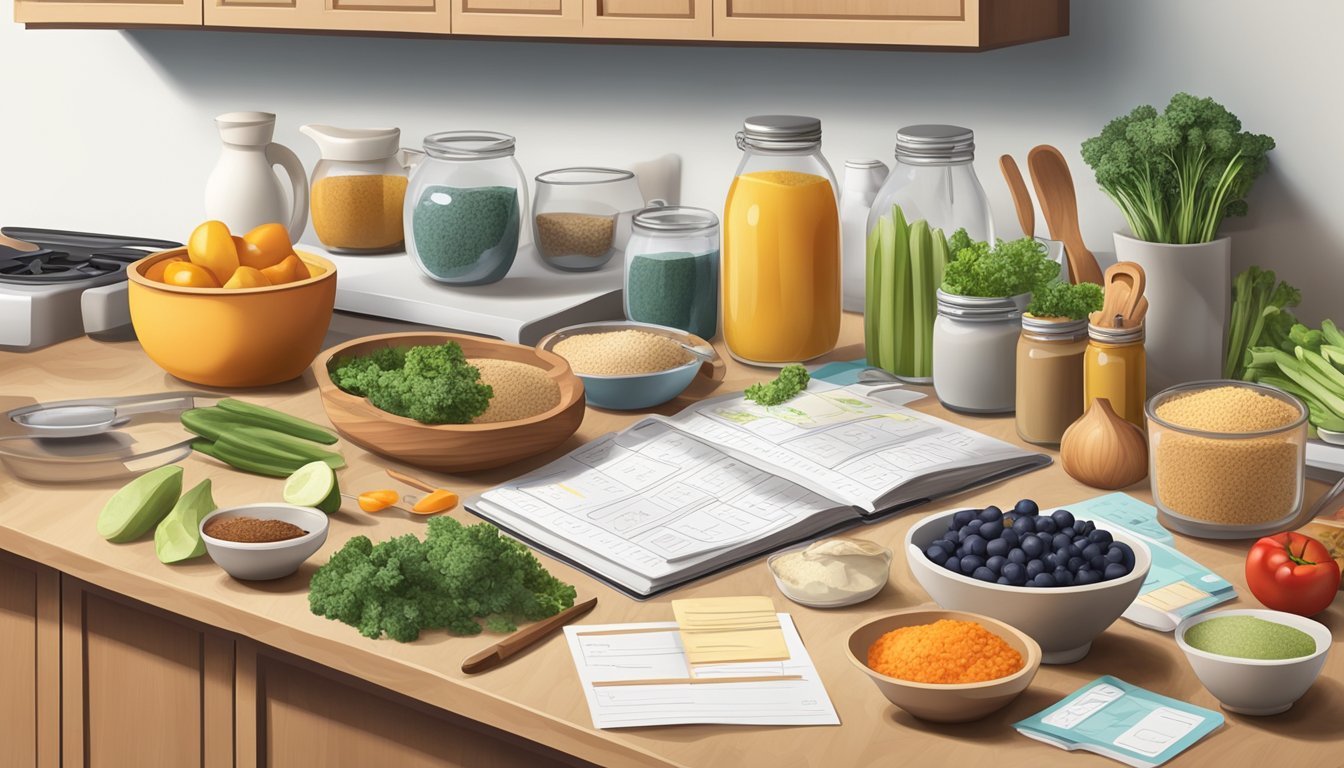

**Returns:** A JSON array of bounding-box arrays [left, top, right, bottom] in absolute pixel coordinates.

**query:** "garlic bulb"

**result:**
[[1060, 398, 1149, 489]]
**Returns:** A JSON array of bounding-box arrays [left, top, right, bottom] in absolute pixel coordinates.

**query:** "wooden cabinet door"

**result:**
[[235, 642, 586, 768], [583, 0, 710, 39], [14, 0, 201, 25], [452, 0, 581, 37], [713, 0, 977, 46], [205, 0, 451, 34], [60, 578, 235, 768], [0, 552, 59, 768]]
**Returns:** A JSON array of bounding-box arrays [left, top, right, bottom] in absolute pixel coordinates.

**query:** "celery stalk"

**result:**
[[1323, 319, 1344, 349], [1297, 347, 1344, 394], [891, 206, 912, 375], [908, 220, 933, 379], [877, 213, 898, 371], [865, 224, 882, 364], [1322, 345, 1344, 370]]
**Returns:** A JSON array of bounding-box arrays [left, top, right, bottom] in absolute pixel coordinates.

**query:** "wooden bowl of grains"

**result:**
[[313, 331, 586, 473], [537, 321, 724, 410]]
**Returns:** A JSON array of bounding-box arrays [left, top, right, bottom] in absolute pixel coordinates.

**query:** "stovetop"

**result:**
[[0, 227, 181, 288]]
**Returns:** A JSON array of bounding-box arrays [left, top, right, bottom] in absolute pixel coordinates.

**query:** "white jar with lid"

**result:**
[[932, 290, 1028, 413], [301, 124, 420, 254]]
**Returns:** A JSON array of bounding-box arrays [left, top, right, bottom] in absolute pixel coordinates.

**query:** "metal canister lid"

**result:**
[[895, 124, 975, 165], [738, 115, 823, 151], [936, 290, 1026, 322], [1088, 321, 1145, 344], [1022, 314, 1088, 339], [632, 205, 719, 234], [423, 130, 516, 160]]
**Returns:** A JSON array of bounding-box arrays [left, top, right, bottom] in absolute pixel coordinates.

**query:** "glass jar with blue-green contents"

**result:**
[[623, 205, 720, 339], [404, 131, 526, 285]]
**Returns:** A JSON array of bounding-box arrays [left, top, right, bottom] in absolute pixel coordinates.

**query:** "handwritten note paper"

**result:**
[[672, 596, 788, 665]]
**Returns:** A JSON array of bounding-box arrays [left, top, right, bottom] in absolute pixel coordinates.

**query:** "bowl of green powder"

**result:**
[[1176, 609, 1331, 716]]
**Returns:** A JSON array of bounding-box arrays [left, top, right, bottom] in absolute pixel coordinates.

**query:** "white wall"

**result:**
[[1, 0, 1340, 322]]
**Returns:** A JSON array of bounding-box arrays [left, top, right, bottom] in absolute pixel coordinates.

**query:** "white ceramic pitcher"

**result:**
[[205, 111, 308, 237]]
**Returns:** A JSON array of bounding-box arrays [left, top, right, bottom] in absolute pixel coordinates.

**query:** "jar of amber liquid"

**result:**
[[1016, 315, 1088, 445], [1084, 322, 1146, 429]]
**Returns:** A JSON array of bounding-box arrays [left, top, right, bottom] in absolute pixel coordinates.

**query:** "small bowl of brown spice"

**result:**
[[200, 503, 329, 581]]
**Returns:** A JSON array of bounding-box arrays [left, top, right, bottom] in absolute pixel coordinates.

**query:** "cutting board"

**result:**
[[311, 245, 625, 346]]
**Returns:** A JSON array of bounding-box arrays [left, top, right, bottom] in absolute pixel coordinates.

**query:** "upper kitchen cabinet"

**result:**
[[452, 0, 583, 37], [15, 0, 1067, 48], [205, 0, 451, 35], [14, 0, 201, 25], [713, 0, 1068, 48], [584, 0, 711, 40]]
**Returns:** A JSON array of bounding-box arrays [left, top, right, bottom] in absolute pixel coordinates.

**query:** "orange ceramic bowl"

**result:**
[[128, 247, 337, 388]]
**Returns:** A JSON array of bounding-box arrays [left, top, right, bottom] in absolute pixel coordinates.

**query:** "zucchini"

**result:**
[[217, 425, 345, 470], [876, 211, 898, 372], [909, 220, 933, 379], [216, 399, 338, 444], [192, 438, 296, 477], [864, 223, 882, 364], [891, 205, 912, 376]]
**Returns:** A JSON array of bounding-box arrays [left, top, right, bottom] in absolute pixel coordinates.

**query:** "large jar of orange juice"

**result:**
[[723, 115, 841, 365]]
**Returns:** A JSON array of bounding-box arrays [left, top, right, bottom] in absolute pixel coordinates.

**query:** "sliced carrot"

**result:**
[[357, 489, 399, 513], [412, 489, 459, 515]]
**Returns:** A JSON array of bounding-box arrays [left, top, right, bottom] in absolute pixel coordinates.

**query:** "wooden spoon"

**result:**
[[1027, 145, 1104, 286], [1108, 262, 1146, 326], [999, 155, 1034, 238], [462, 597, 599, 675]]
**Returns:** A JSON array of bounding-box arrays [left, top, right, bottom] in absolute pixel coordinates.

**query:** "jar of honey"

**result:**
[[1084, 322, 1146, 429], [722, 115, 840, 365]]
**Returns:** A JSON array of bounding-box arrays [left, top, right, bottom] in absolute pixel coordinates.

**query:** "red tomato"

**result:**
[[1245, 532, 1341, 616]]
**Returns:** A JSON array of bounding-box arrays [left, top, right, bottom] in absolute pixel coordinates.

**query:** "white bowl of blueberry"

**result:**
[[904, 499, 1151, 665]]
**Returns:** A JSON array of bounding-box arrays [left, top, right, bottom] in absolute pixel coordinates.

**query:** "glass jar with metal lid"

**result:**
[[866, 125, 994, 383], [932, 290, 1028, 413], [722, 114, 841, 365], [1084, 322, 1147, 429], [404, 130, 527, 286], [1016, 315, 1089, 445], [624, 205, 720, 340]]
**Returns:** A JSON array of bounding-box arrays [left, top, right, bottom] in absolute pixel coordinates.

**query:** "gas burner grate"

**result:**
[[0, 248, 141, 285]]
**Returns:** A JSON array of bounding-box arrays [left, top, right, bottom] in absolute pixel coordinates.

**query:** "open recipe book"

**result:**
[[468, 382, 1051, 597]]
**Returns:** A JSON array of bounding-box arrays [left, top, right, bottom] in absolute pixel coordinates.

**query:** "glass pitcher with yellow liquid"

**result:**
[[722, 115, 841, 365]]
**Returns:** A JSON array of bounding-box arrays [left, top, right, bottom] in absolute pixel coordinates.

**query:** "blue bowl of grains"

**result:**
[[537, 321, 717, 410]]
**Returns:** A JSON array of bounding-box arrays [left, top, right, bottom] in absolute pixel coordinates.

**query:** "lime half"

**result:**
[[283, 461, 340, 514]]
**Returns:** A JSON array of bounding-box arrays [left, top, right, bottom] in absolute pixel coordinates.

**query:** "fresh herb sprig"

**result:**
[[745, 365, 810, 406]]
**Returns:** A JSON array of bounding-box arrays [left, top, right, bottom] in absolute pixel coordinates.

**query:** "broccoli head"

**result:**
[[330, 342, 493, 425]]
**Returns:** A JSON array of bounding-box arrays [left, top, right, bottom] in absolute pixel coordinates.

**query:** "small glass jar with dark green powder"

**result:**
[[1184, 615, 1316, 660], [624, 206, 720, 339], [404, 131, 526, 286]]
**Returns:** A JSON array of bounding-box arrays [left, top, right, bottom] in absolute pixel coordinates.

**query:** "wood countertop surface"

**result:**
[[0, 313, 1339, 768]]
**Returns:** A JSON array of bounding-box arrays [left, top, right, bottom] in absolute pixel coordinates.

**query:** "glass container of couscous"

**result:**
[[532, 167, 645, 272], [404, 131, 526, 286], [537, 321, 716, 411], [1147, 380, 1309, 538]]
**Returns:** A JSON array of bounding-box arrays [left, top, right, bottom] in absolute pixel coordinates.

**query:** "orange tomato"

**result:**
[[241, 223, 294, 270], [186, 221, 239, 285], [259, 253, 305, 285], [222, 266, 272, 289], [144, 256, 185, 283], [162, 261, 220, 289]]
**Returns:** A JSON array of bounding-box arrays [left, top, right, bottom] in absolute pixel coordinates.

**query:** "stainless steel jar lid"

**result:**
[[423, 130, 516, 160], [1022, 314, 1088, 339], [936, 290, 1027, 322], [895, 124, 975, 165], [1088, 321, 1145, 344], [632, 205, 719, 233], [738, 115, 823, 151]]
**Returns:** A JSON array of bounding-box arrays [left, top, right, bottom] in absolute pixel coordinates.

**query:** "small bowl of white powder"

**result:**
[[768, 538, 892, 608]]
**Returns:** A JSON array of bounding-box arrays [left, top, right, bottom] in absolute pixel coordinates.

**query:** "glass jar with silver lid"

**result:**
[[868, 124, 993, 243], [403, 130, 527, 286], [932, 290, 1029, 413], [623, 205, 720, 340], [722, 114, 841, 365]]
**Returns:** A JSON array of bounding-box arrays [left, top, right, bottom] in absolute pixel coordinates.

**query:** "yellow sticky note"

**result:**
[[672, 596, 789, 665]]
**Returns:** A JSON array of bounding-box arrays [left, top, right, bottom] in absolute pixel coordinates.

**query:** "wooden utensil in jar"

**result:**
[[999, 155, 1034, 238], [1090, 262, 1147, 328], [1027, 145, 1104, 286], [1060, 398, 1148, 490]]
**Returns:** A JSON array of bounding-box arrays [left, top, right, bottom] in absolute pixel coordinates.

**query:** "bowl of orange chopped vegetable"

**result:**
[[846, 608, 1041, 723]]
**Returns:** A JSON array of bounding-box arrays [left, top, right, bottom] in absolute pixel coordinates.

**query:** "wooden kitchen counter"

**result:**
[[0, 313, 1339, 768]]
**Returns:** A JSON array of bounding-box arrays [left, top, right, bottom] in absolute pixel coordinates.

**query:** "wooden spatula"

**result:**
[[999, 155, 1034, 238], [1027, 145, 1104, 286]]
